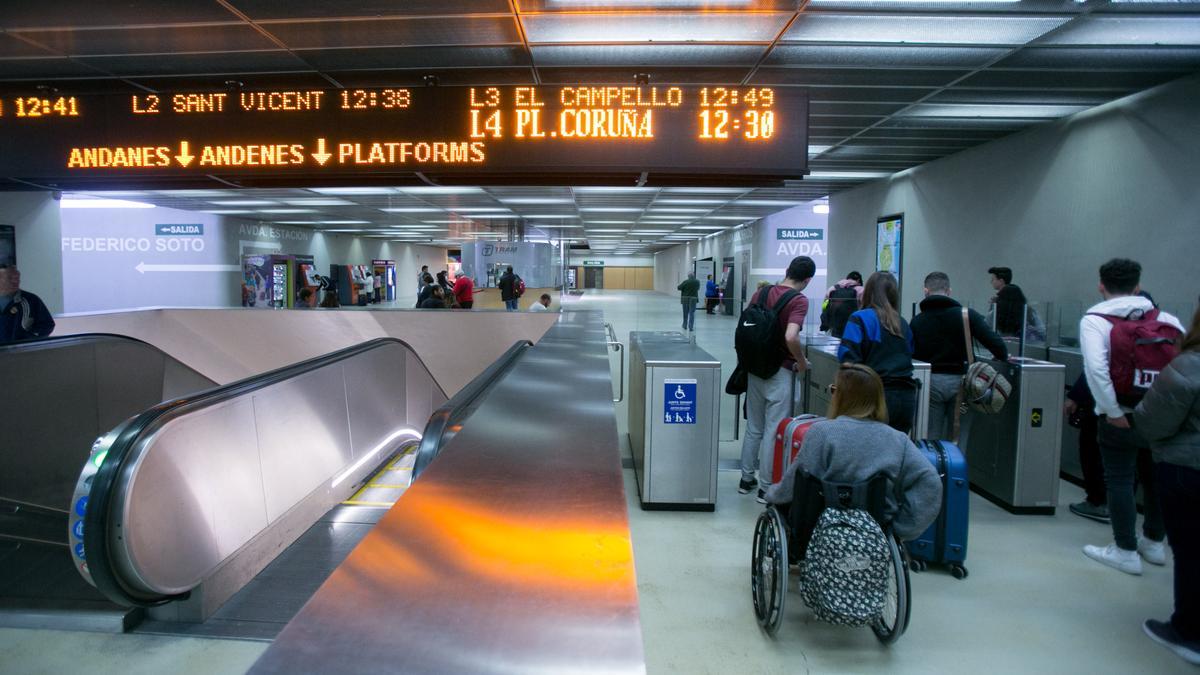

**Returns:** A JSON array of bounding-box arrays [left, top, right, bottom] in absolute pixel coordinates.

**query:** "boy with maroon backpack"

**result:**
[[1080, 258, 1184, 575]]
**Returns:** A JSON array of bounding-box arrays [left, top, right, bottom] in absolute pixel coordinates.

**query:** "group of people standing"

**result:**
[[415, 264, 474, 310], [733, 254, 1200, 666]]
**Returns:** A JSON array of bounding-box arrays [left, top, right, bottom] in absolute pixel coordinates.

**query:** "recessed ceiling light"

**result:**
[[647, 207, 710, 213], [806, 171, 892, 180], [700, 215, 758, 220], [663, 187, 747, 194], [202, 209, 255, 214], [733, 200, 804, 207], [813, 204, 831, 214], [153, 189, 233, 197], [580, 207, 642, 212], [499, 197, 574, 204], [318, 220, 370, 225], [259, 209, 316, 213], [61, 197, 155, 209], [572, 186, 657, 193], [398, 187, 484, 195], [380, 207, 441, 213], [682, 225, 728, 230], [586, 228, 629, 233], [521, 214, 581, 219], [654, 199, 725, 205], [899, 103, 1089, 119], [284, 198, 355, 206], [308, 187, 398, 195]]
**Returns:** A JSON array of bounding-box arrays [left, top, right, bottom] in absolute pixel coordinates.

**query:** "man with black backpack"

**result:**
[[736, 256, 816, 502], [1080, 258, 1184, 575]]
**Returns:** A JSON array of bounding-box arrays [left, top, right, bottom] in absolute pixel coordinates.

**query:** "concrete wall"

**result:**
[[828, 74, 1200, 323], [1, 192, 63, 313]]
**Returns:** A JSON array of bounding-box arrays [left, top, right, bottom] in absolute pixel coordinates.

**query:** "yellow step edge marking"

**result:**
[[341, 500, 396, 507]]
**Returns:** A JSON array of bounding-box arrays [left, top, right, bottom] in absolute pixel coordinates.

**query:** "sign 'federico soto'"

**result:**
[[0, 86, 808, 185]]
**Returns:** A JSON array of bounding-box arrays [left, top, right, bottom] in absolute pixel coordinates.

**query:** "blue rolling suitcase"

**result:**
[[906, 440, 970, 579]]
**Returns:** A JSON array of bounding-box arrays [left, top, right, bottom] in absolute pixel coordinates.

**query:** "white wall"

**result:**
[[1, 192, 63, 313], [829, 74, 1200, 322], [568, 254, 653, 267]]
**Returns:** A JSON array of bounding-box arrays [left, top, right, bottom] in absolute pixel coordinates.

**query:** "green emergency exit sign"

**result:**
[[583, 260, 605, 266]]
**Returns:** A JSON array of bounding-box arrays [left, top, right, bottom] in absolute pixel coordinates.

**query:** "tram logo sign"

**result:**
[[482, 244, 519, 256]]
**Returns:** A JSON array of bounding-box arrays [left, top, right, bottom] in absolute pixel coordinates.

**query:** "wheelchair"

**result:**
[[750, 472, 912, 645]]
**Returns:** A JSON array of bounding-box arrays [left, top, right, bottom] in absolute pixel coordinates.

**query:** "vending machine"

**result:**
[[372, 259, 396, 302], [294, 255, 320, 307], [242, 254, 294, 309]]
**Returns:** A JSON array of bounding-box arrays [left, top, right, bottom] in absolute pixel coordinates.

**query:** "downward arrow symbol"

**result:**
[[176, 141, 194, 167], [312, 138, 332, 166]]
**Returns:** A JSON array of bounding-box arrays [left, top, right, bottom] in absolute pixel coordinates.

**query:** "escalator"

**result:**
[[2, 332, 531, 637]]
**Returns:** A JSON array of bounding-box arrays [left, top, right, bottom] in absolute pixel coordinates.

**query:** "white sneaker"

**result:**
[[1138, 538, 1167, 566], [1083, 543, 1142, 575]]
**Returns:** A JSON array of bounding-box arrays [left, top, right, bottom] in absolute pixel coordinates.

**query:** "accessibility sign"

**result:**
[[664, 378, 698, 425]]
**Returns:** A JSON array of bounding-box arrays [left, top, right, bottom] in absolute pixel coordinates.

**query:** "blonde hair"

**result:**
[[828, 363, 889, 423]]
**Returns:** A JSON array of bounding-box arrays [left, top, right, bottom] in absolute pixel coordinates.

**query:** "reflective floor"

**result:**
[[573, 288, 1188, 675], [0, 289, 1188, 674]]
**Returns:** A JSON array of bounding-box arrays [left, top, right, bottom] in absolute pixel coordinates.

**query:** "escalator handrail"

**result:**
[[0, 331, 215, 384], [83, 336, 445, 608], [412, 340, 533, 480]]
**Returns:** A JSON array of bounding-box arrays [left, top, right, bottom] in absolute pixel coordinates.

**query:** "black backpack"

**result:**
[[735, 287, 799, 379], [823, 287, 859, 337]]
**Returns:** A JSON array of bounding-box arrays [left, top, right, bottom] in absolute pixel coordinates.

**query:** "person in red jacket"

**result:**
[[452, 274, 474, 310]]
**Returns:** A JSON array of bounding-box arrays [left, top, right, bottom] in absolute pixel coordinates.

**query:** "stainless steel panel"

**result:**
[[120, 399, 267, 595], [965, 358, 1064, 512], [251, 311, 644, 674], [252, 366, 354, 523], [94, 340, 165, 431], [646, 365, 721, 505], [343, 351, 407, 462], [803, 341, 931, 438], [1048, 347, 1084, 484]]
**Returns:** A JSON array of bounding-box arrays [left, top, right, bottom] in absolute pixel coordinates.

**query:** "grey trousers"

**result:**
[[740, 367, 799, 487], [928, 373, 972, 445]]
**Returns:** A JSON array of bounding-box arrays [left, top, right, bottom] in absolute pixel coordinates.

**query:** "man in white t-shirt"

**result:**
[[529, 294, 552, 312]]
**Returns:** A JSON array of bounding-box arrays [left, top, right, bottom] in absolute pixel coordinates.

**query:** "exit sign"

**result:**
[[583, 260, 605, 266]]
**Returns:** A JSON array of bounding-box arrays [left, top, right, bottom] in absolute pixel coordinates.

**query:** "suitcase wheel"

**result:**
[[909, 559, 927, 573], [949, 563, 968, 580]]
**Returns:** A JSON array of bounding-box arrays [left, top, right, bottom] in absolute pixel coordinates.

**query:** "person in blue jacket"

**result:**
[[0, 263, 55, 343], [704, 274, 719, 314], [837, 271, 916, 434]]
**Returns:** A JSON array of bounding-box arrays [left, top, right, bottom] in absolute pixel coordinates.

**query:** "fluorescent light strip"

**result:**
[[203, 209, 254, 214], [61, 198, 154, 209], [572, 186, 657, 193], [580, 207, 642, 212], [520, 214, 580, 219], [319, 220, 370, 225], [259, 209, 316, 214], [330, 428, 422, 488], [654, 199, 725, 205], [807, 171, 892, 180], [153, 189, 232, 197], [814, 204, 831, 214], [380, 207, 441, 213], [210, 200, 277, 206], [309, 187, 398, 195], [285, 198, 355, 206], [499, 198, 574, 204], [398, 187, 484, 195]]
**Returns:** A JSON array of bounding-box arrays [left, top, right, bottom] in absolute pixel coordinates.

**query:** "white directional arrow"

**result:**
[[176, 141, 195, 167], [136, 262, 240, 274], [312, 138, 332, 166]]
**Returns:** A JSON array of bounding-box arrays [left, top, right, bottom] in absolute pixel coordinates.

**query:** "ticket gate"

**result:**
[[801, 337, 931, 439], [964, 356, 1065, 514], [1046, 346, 1085, 487]]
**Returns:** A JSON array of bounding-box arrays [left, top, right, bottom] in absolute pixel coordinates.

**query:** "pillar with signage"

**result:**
[[461, 242, 555, 289], [752, 203, 828, 327]]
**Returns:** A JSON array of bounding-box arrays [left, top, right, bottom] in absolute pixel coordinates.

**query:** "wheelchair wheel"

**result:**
[[750, 507, 788, 635], [872, 534, 912, 645]]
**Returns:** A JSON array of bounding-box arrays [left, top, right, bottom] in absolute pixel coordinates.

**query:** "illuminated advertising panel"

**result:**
[[0, 86, 808, 186]]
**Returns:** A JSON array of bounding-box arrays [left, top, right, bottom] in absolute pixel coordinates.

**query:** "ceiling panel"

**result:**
[[78, 51, 309, 78], [811, 101, 911, 116], [767, 44, 1006, 69], [0, 33, 54, 57], [299, 46, 530, 71], [126, 72, 334, 93], [330, 68, 535, 87], [0, 57, 101, 80], [783, 13, 1072, 45], [11, 24, 275, 56], [231, 0, 513, 20], [516, 0, 799, 10], [801, 0, 1084, 11], [531, 44, 763, 67], [264, 17, 521, 49], [753, 66, 965, 88], [522, 12, 792, 43], [1042, 16, 1200, 46], [995, 46, 1200, 70], [537, 66, 751, 84], [0, 2, 237, 29], [807, 86, 932, 102], [925, 88, 1117, 106], [956, 69, 1184, 90]]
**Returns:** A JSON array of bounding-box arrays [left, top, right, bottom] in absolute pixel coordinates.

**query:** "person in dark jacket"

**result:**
[[419, 285, 447, 309], [838, 271, 916, 434], [498, 266, 519, 312], [677, 273, 700, 331], [988, 266, 1028, 336], [0, 264, 54, 343], [1135, 301, 1200, 666], [416, 272, 435, 308], [1065, 374, 1108, 522], [910, 271, 1008, 444]]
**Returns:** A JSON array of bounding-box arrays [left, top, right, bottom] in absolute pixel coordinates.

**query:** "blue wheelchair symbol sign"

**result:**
[[664, 379, 697, 424]]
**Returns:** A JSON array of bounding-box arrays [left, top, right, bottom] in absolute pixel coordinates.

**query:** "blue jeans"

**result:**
[[681, 302, 696, 331], [1098, 418, 1164, 551], [505, 299, 518, 311], [1157, 461, 1200, 641]]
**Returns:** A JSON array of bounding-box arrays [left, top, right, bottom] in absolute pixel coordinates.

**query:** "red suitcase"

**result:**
[[771, 414, 823, 485]]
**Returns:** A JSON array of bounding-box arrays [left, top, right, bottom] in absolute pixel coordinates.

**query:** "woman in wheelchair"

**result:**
[[751, 363, 943, 642]]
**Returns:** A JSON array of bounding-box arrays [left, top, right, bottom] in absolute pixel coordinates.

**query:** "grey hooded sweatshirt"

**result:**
[[764, 416, 943, 541], [1135, 350, 1200, 471]]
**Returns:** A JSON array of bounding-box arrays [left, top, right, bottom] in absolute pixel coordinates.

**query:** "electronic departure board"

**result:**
[[0, 86, 808, 187]]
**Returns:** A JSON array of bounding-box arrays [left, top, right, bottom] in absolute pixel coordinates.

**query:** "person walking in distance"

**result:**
[[678, 272, 700, 332], [498, 266, 520, 312], [0, 263, 55, 343], [1135, 298, 1200, 665], [704, 274, 719, 314], [1080, 258, 1183, 575], [838, 271, 918, 434], [736, 256, 815, 502], [910, 271, 1008, 444], [417, 265, 429, 294]]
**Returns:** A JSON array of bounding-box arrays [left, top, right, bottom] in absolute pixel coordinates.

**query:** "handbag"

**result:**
[[960, 307, 1012, 415], [725, 364, 748, 395]]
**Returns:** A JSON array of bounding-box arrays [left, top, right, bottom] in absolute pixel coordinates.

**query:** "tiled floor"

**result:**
[[0, 289, 1189, 674], [572, 289, 1189, 675]]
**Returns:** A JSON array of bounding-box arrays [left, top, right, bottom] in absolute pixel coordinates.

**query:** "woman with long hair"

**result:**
[[837, 271, 917, 434], [765, 363, 941, 541], [1135, 298, 1200, 665]]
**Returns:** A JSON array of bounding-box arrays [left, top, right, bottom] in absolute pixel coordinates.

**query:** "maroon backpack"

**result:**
[[1091, 308, 1182, 406]]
